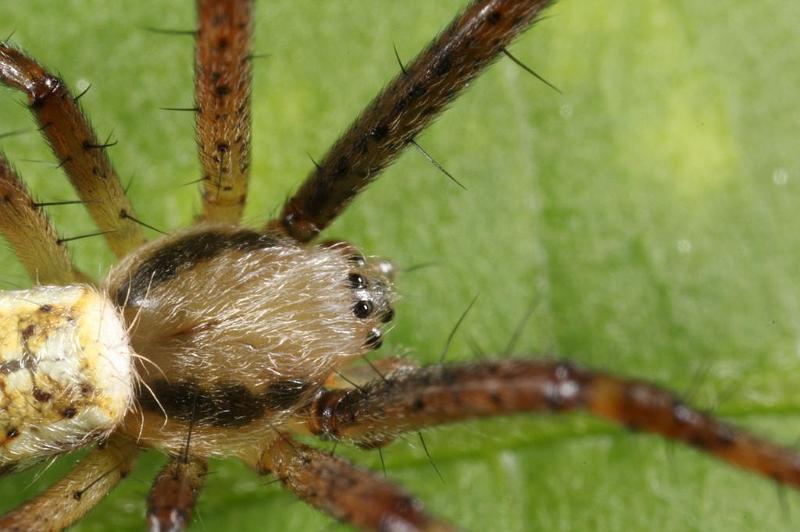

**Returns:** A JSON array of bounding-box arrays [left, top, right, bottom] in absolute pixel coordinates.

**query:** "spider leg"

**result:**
[[0, 43, 145, 258], [303, 359, 800, 490], [0, 433, 138, 530], [147, 456, 207, 532], [195, 0, 253, 223], [324, 356, 419, 390], [252, 433, 452, 532], [270, 0, 553, 242], [0, 154, 86, 283]]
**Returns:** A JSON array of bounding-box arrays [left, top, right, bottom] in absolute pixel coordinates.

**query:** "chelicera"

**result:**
[[0, 0, 798, 530]]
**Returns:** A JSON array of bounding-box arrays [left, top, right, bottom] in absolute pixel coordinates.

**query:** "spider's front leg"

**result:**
[[271, 0, 553, 242], [302, 359, 800, 490]]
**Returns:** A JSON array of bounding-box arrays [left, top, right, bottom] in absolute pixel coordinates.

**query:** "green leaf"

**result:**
[[1, 1, 799, 530]]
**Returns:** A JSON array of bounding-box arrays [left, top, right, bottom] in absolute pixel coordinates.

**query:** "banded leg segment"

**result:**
[[0, 434, 138, 531], [305, 359, 800, 490], [147, 456, 208, 532], [272, 0, 553, 242], [254, 435, 453, 532], [195, 0, 253, 223], [0, 44, 144, 258], [0, 155, 82, 284]]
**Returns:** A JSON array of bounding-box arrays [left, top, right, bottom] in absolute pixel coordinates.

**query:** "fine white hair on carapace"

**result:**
[[109, 226, 376, 387]]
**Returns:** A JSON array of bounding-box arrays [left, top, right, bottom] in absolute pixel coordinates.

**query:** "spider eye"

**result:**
[[348, 273, 366, 289], [381, 307, 395, 323], [365, 328, 383, 349], [353, 300, 373, 318], [348, 254, 367, 267]]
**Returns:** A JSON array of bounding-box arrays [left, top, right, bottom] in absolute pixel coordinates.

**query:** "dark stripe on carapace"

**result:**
[[138, 378, 313, 427], [113, 229, 277, 306]]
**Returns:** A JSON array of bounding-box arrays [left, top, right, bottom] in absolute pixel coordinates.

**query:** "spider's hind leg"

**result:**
[[252, 434, 453, 532], [0, 433, 138, 531], [0, 154, 85, 283]]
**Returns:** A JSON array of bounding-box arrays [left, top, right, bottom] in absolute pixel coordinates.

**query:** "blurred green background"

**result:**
[[0, 0, 799, 530]]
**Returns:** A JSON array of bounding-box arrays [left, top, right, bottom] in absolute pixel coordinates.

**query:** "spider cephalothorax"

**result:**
[[108, 225, 395, 456], [0, 1, 798, 531]]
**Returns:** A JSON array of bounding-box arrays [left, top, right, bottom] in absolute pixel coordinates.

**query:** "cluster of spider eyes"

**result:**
[[344, 252, 396, 351]]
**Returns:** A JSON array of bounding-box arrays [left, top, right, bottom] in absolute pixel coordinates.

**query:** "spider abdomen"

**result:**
[[0, 285, 134, 467], [107, 225, 394, 456]]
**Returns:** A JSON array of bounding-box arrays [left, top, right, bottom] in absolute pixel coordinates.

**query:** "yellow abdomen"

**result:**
[[0, 286, 133, 466]]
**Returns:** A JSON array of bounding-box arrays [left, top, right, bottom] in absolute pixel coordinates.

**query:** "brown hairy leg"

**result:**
[[0, 154, 84, 284], [0, 434, 138, 531], [195, 0, 253, 223], [271, 0, 553, 242], [304, 359, 800, 490], [147, 456, 208, 532], [252, 434, 452, 532], [324, 357, 420, 390], [0, 43, 144, 258]]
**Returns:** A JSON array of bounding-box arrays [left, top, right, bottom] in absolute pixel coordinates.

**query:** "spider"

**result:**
[[0, 0, 796, 528]]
